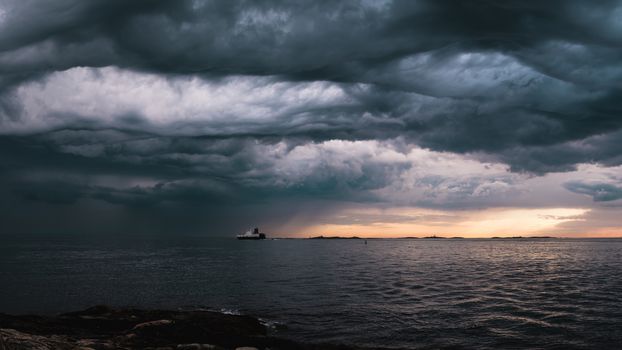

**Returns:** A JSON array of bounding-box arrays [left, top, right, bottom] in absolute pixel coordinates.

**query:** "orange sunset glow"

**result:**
[[289, 207, 615, 238]]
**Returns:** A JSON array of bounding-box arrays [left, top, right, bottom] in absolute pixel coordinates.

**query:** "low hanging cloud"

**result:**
[[564, 181, 622, 202], [2, 132, 518, 207]]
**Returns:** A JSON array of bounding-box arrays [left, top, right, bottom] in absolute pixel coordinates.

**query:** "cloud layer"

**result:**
[[1, 0, 622, 235]]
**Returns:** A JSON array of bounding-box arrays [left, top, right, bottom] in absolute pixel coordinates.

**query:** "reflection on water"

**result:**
[[1, 236, 621, 349]]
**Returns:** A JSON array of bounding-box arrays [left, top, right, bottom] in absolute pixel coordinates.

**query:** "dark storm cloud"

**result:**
[[564, 181, 622, 202], [0, 129, 366, 235], [0, 128, 403, 230], [1, 0, 621, 170], [1, 0, 622, 234], [2, 0, 620, 79]]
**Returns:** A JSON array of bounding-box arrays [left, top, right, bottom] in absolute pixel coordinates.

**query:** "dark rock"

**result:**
[[0, 328, 73, 350], [176, 344, 201, 350], [0, 306, 397, 350]]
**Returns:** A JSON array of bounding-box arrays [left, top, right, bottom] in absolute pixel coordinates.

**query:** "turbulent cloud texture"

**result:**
[[1, 0, 621, 235]]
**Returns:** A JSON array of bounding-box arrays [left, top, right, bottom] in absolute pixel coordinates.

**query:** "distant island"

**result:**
[[309, 235, 362, 239], [490, 236, 554, 239], [303, 235, 554, 240]]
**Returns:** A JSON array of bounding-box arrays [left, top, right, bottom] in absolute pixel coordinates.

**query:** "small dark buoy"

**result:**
[[365, 239, 367, 245]]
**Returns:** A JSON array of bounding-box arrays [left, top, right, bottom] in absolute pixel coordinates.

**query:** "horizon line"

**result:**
[[268, 235, 622, 239]]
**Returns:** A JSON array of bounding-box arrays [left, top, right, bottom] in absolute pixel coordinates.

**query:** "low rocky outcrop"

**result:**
[[0, 306, 374, 350]]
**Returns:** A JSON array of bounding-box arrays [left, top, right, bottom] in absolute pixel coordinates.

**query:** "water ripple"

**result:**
[[2, 237, 622, 349]]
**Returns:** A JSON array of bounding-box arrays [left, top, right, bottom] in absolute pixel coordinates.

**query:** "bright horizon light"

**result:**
[[284, 207, 620, 238]]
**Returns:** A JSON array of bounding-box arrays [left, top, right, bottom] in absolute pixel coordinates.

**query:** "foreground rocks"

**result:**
[[0, 306, 371, 350]]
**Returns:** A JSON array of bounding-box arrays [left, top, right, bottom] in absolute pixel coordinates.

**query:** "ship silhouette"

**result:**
[[236, 227, 266, 240]]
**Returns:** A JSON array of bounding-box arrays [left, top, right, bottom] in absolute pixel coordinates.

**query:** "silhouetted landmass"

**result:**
[[0, 305, 401, 350], [291, 235, 565, 240], [491, 236, 554, 239]]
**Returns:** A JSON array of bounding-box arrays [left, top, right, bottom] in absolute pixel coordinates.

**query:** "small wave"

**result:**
[[218, 308, 242, 315]]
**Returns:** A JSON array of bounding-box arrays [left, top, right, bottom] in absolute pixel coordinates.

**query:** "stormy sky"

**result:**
[[1, 0, 621, 237]]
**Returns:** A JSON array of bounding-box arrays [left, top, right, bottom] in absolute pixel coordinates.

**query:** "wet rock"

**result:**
[[75, 338, 117, 349], [133, 319, 173, 330], [0, 328, 72, 350], [176, 344, 201, 350]]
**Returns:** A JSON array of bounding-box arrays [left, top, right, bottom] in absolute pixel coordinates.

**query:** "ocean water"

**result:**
[[1, 236, 622, 349]]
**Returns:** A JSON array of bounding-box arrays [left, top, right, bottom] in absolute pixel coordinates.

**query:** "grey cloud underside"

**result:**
[[0, 128, 520, 211], [0, 130, 393, 204], [564, 181, 622, 202], [1, 0, 622, 233], [0, 130, 400, 234]]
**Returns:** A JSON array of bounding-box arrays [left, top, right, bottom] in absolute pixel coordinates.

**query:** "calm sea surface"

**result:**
[[1, 236, 622, 349]]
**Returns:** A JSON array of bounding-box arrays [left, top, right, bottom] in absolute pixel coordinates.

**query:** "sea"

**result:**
[[1, 236, 621, 349]]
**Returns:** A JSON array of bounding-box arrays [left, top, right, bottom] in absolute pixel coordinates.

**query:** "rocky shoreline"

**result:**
[[0, 306, 382, 350]]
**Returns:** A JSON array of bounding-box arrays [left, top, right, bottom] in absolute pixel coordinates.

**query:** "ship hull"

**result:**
[[236, 234, 266, 240]]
